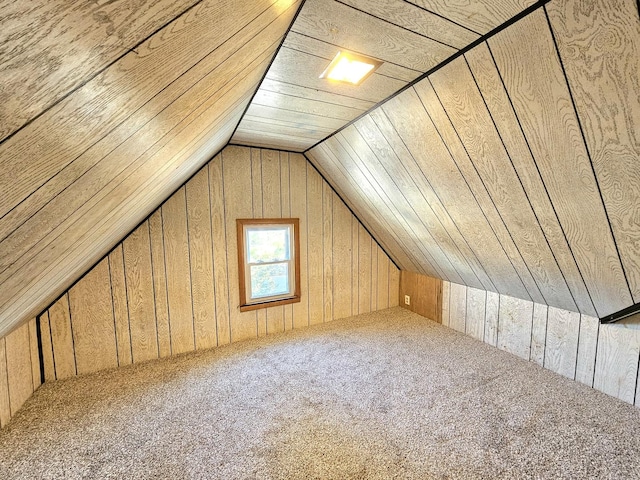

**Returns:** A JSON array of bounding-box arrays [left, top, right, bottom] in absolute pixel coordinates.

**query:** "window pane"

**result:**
[[247, 227, 290, 263], [250, 263, 290, 299]]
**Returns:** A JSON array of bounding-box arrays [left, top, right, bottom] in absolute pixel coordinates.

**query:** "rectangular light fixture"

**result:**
[[319, 51, 382, 86]]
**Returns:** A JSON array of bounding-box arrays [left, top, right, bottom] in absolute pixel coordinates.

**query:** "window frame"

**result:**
[[236, 218, 301, 312]]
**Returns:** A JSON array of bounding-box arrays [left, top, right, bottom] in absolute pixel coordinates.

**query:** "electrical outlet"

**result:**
[[404, 295, 410, 306]]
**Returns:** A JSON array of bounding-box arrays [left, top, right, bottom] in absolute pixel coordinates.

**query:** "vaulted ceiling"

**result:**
[[0, 0, 638, 337]]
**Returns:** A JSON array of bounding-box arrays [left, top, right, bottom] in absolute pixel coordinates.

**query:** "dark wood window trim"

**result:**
[[236, 218, 301, 312]]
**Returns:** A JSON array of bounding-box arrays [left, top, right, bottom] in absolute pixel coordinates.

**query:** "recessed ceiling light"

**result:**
[[319, 51, 382, 86]]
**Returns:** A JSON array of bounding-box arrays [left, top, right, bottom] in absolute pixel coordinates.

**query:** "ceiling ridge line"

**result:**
[[303, 0, 553, 155]]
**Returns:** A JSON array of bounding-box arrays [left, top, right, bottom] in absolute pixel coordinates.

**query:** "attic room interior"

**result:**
[[1, 0, 639, 477]]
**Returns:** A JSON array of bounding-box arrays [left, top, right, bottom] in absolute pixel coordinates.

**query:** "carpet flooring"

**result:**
[[2, 307, 640, 479]]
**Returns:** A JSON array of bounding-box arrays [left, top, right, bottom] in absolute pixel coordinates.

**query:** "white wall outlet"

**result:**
[[404, 295, 410, 306]]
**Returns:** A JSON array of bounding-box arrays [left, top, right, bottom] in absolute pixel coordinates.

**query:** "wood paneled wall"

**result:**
[[399, 271, 442, 323], [0, 0, 301, 340], [441, 279, 640, 407], [307, 0, 640, 319], [37, 146, 400, 381], [0, 320, 40, 428]]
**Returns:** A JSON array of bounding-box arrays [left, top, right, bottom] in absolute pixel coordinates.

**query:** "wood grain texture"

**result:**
[[48, 295, 76, 379], [108, 245, 132, 366], [322, 183, 334, 322], [250, 150, 268, 338], [332, 190, 353, 319], [489, 10, 632, 316], [123, 222, 159, 362], [594, 321, 640, 404], [377, 247, 389, 310], [484, 291, 499, 347], [575, 314, 599, 387], [530, 303, 548, 367], [548, 0, 640, 301], [497, 294, 533, 360], [307, 164, 325, 325], [351, 217, 359, 316], [290, 153, 310, 329], [148, 210, 172, 357], [544, 306, 580, 379], [0, 338, 9, 427], [38, 312, 56, 382], [68, 259, 118, 375], [358, 224, 372, 314], [4, 324, 34, 416], [389, 266, 400, 307], [449, 283, 467, 333], [441, 281, 451, 328], [465, 287, 485, 341], [465, 42, 595, 316], [27, 319, 41, 390]]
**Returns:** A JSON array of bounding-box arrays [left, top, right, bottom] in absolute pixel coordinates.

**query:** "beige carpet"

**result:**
[[2, 307, 640, 479]]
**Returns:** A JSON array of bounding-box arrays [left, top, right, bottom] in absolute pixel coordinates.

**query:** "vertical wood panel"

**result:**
[[351, 217, 359, 315], [307, 164, 324, 325], [389, 266, 400, 307], [109, 245, 132, 366], [5, 324, 34, 416], [322, 182, 334, 322], [28, 319, 41, 390], [544, 307, 580, 379], [162, 187, 195, 354], [594, 322, 640, 404], [0, 338, 9, 427], [498, 295, 533, 360], [370, 238, 378, 312], [358, 224, 372, 314], [209, 157, 232, 345], [449, 283, 467, 333], [251, 149, 268, 338], [186, 169, 217, 350], [333, 193, 352, 319], [441, 281, 450, 328], [484, 291, 499, 347], [48, 295, 76, 379], [530, 303, 548, 367], [465, 287, 486, 341], [576, 315, 599, 387], [377, 247, 389, 310], [69, 259, 118, 375], [290, 153, 309, 328], [123, 222, 159, 362], [280, 152, 294, 330], [39, 312, 55, 382], [148, 210, 172, 357]]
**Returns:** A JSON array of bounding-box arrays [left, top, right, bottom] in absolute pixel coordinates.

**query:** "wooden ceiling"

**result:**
[[231, 0, 538, 151], [0, 0, 638, 337]]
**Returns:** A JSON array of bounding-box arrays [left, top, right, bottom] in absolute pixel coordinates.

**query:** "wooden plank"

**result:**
[[339, 0, 479, 49], [548, 0, 640, 302], [484, 291, 499, 347], [544, 306, 580, 379], [233, 130, 313, 153], [441, 281, 451, 327], [38, 312, 55, 382], [431, 56, 575, 311], [0, 0, 201, 141], [332, 192, 353, 320], [377, 247, 389, 310], [594, 321, 640, 404], [280, 152, 294, 331], [389, 265, 400, 308], [5, 324, 34, 416], [243, 103, 347, 131], [108, 245, 132, 366], [250, 149, 267, 338], [48, 294, 76, 379], [497, 294, 533, 361], [465, 287, 485, 341], [123, 222, 160, 362], [465, 42, 595, 315], [0, 338, 11, 427], [307, 164, 324, 325], [576, 314, 599, 387], [358, 224, 372, 314], [290, 153, 309, 328], [449, 283, 467, 333], [148, 210, 171, 357], [530, 303, 548, 367], [407, 0, 537, 34], [236, 120, 330, 143], [415, 79, 543, 304], [27, 319, 41, 390], [253, 90, 364, 122], [68, 258, 118, 375], [351, 217, 360, 316], [400, 270, 415, 312], [370, 239, 378, 312], [490, 10, 632, 317], [222, 146, 257, 342], [383, 87, 530, 299], [294, 0, 455, 71], [262, 150, 286, 334], [322, 182, 334, 322]]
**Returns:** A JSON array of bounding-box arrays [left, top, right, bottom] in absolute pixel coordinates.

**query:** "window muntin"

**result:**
[[237, 219, 300, 311]]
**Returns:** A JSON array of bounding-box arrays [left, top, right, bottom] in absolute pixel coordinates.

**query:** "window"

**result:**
[[237, 219, 300, 311]]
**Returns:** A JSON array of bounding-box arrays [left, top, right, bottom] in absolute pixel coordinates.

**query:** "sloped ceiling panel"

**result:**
[[308, 0, 640, 318], [231, 0, 539, 151], [0, 0, 301, 338]]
